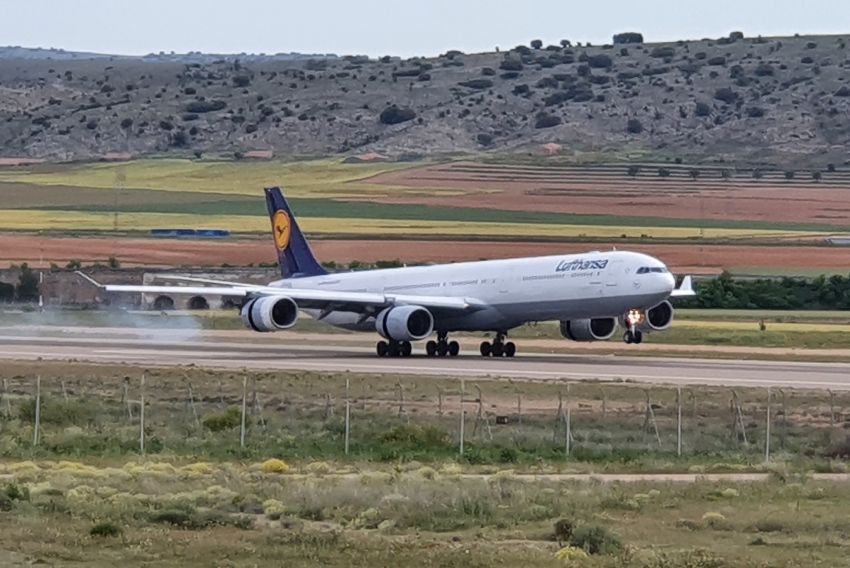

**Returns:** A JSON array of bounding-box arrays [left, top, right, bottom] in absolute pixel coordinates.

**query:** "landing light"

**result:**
[[626, 309, 645, 326]]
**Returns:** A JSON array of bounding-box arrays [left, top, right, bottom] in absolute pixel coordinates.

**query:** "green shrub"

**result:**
[[587, 54, 612, 69], [626, 118, 643, 134], [570, 524, 622, 555], [650, 46, 675, 58], [534, 112, 561, 129], [5, 483, 29, 502], [185, 100, 226, 113], [379, 106, 416, 125], [499, 58, 523, 71], [19, 398, 96, 426], [90, 521, 122, 537], [458, 79, 493, 89], [202, 407, 242, 432], [713, 88, 738, 104], [553, 518, 574, 544]]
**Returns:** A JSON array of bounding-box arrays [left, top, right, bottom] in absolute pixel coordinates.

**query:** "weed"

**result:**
[[570, 524, 622, 555], [90, 521, 122, 537]]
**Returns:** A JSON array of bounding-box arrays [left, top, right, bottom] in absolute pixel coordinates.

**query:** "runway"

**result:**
[[1, 326, 849, 390]]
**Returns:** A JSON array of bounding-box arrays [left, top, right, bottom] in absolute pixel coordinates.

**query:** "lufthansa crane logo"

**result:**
[[272, 211, 291, 251]]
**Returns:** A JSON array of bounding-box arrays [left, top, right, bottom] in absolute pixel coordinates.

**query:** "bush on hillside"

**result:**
[[534, 112, 561, 129], [185, 100, 226, 113], [613, 32, 643, 44], [379, 105, 416, 125]]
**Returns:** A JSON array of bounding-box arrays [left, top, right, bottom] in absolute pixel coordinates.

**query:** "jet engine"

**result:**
[[559, 318, 618, 342], [241, 296, 299, 332], [641, 300, 674, 332], [375, 305, 434, 342]]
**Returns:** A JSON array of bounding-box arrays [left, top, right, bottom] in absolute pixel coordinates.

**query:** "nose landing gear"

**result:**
[[623, 329, 643, 344], [480, 333, 516, 358]]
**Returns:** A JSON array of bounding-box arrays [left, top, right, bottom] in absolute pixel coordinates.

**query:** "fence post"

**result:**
[[33, 375, 41, 447], [123, 377, 133, 420], [239, 376, 248, 450], [677, 387, 683, 457], [139, 373, 146, 456], [187, 381, 200, 429], [516, 389, 522, 426], [459, 379, 465, 456], [344, 377, 350, 456], [765, 387, 771, 463], [2, 379, 10, 418]]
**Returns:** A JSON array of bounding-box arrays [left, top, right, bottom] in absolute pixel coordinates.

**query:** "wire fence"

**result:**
[[1, 370, 846, 464]]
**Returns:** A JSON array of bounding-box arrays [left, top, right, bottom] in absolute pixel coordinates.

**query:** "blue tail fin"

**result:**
[[264, 187, 327, 279]]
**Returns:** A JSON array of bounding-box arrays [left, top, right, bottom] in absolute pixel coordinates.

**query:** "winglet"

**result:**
[[670, 275, 696, 298], [75, 271, 103, 288]]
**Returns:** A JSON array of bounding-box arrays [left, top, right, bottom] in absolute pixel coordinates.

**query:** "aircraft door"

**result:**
[[603, 259, 624, 296]]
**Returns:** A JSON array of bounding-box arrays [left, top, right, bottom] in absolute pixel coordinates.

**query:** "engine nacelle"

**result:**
[[375, 305, 434, 342], [240, 296, 298, 332], [560, 318, 618, 342], [641, 300, 674, 332]]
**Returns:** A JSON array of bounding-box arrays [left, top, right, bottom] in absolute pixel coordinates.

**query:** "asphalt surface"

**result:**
[[1, 326, 849, 390]]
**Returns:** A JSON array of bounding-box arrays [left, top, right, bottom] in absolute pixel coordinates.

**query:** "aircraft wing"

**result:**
[[79, 272, 483, 312], [669, 276, 696, 298]]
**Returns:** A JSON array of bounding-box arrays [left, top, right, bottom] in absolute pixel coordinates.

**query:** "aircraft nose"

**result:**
[[661, 271, 675, 294]]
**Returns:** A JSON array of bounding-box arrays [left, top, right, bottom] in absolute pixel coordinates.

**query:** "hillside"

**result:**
[[1, 33, 849, 165]]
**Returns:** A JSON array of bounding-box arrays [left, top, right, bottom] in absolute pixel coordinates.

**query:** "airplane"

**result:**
[[84, 187, 695, 358]]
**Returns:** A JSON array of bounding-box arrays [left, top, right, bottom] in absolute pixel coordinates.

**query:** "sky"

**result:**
[[1, 0, 847, 58]]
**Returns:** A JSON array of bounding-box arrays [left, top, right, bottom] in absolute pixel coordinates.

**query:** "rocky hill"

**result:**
[[1, 33, 849, 166]]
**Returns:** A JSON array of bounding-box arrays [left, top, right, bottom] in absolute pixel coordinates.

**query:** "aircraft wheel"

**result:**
[[437, 341, 449, 357], [387, 341, 400, 357], [377, 341, 389, 357], [633, 330, 643, 344], [448, 341, 460, 357], [480, 341, 492, 357], [491, 342, 504, 358], [623, 331, 633, 344], [504, 342, 516, 358], [401, 341, 413, 357], [426, 340, 437, 357]]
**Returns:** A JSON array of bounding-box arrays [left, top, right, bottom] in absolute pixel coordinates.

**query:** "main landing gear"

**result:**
[[425, 332, 460, 357], [480, 333, 516, 358], [376, 340, 413, 357]]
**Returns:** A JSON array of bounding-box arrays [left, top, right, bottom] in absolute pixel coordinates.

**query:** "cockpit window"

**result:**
[[637, 267, 669, 274]]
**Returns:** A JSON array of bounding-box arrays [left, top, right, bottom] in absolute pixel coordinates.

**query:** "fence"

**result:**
[[1, 369, 847, 464]]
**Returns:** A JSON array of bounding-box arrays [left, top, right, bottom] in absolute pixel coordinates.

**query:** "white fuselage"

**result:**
[[269, 250, 675, 333]]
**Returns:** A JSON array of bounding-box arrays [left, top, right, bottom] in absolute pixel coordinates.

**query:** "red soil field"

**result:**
[[364, 162, 850, 226], [0, 234, 846, 275]]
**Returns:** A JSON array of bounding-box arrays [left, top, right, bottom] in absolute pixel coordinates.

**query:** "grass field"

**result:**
[[0, 209, 833, 240], [1, 360, 850, 566], [2, 159, 850, 239], [0, 159, 422, 198]]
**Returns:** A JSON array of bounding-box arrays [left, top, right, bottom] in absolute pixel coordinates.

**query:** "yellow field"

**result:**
[[0, 209, 833, 239], [0, 159, 467, 199]]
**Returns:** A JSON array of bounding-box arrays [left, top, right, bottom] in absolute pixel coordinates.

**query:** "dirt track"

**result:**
[[0, 233, 847, 273]]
